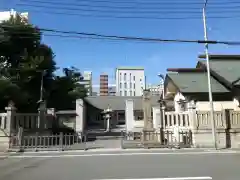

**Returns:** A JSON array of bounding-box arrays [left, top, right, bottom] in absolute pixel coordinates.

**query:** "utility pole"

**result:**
[[40, 70, 44, 102], [203, 0, 217, 149]]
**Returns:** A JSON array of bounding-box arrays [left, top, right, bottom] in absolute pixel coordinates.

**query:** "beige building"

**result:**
[[100, 74, 108, 96]]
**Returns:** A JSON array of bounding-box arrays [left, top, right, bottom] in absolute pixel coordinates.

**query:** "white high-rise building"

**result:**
[[148, 84, 164, 96], [116, 67, 145, 96], [0, 9, 28, 23], [83, 71, 92, 96], [108, 84, 116, 96]]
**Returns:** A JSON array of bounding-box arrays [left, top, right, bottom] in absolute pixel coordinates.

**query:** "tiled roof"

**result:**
[[84, 96, 173, 111], [198, 59, 240, 86], [167, 71, 230, 93]]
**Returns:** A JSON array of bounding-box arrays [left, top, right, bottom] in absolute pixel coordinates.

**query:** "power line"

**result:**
[[18, 2, 240, 14], [18, 1, 203, 12], [16, 7, 240, 20], [18, 3, 203, 14], [41, 33, 240, 45], [20, 0, 240, 10], [16, 9, 206, 20], [19, 0, 239, 6], [17, 1, 240, 20], [1, 24, 240, 45]]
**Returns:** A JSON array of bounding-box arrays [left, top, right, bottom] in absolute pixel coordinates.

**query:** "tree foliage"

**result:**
[[0, 15, 86, 112], [48, 67, 87, 110]]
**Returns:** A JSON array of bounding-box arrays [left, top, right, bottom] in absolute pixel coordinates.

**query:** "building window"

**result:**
[[134, 91, 136, 96], [130, 73, 132, 81], [130, 91, 132, 96], [124, 82, 127, 88], [124, 91, 127, 96], [120, 91, 122, 96], [124, 73, 127, 81], [140, 78, 142, 82], [120, 83, 122, 89], [133, 76, 135, 81], [133, 83, 135, 89], [130, 83, 132, 88]]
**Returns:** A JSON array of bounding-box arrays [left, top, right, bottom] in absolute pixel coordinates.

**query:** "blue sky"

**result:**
[[1, 0, 240, 85]]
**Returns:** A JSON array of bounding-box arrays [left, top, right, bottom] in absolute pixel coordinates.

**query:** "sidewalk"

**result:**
[[0, 147, 8, 155]]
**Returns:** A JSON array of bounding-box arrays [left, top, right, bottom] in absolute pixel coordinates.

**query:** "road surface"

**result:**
[[0, 150, 239, 180]]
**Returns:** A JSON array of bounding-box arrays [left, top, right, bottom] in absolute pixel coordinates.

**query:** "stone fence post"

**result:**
[[125, 99, 134, 132], [5, 102, 16, 150], [5, 104, 16, 136], [38, 101, 47, 130], [188, 101, 197, 130], [47, 108, 56, 129], [76, 99, 85, 132], [152, 107, 160, 130], [188, 100, 197, 147]]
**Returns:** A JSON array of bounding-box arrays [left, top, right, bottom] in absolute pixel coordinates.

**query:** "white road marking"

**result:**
[[0, 150, 238, 158], [94, 177, 213, 180]]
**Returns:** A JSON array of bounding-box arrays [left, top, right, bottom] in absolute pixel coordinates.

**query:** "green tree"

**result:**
[[0, 15, 57, 111], [0, 15, 87, 112], [48, 67, 87, 110]]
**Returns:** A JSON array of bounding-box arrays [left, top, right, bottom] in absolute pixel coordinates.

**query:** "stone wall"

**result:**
[[193, 109, 240, 148], [154, 101, 240, 148], [125, 99, 240, 149]]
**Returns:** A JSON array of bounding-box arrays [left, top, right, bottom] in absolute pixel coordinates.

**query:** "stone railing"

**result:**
[[0, 105, 57, 136], [195, 110, 240, 129], [229, 110, 240, 129], [13, 113, 39, 130], [165, 111, 190, 129], [196, 111, 225, 129], [133, 120, 144, 128], [192, 109, 240, 148]]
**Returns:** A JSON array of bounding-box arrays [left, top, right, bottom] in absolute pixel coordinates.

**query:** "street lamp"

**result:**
[[35, 70, 47, 104], [158, 73, 165, 99], [40, 70, 45, 102], [102, 105, 113, 132], [157, 73, 166, 145]]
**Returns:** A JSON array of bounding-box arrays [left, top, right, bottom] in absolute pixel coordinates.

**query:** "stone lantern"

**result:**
[[102, 105, 113, 132]]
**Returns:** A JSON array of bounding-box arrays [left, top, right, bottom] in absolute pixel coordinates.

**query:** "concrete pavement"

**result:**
[[0, 149, 240, 180]]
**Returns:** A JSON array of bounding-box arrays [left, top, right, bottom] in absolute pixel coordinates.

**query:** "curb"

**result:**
[[4, 147, 240, 155]]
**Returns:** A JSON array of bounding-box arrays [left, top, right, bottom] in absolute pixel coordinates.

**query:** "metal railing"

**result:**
[[9, 132, 85, 151], [121, 130, 192, 149], [8, 129, 193, 152]]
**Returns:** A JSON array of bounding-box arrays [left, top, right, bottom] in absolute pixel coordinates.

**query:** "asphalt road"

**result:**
[[0, 150, 240, 180]]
